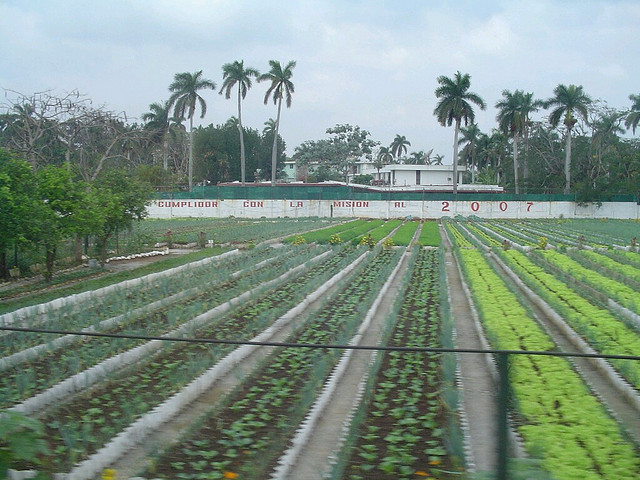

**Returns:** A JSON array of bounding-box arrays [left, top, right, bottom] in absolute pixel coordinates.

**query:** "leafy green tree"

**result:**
[[433, 71, 486, 194], [294, 124, 378, 182], [0, 149, 37, 279], [625, 94, 640, 135], [168, 70, 216, 190], [92, 168, 151, 264], [258, 60, 296, 185], [33, 166, 95, 281], [390, 134, 411, 161], [544, 84, 592, 194], [220, 60, 260, 185]]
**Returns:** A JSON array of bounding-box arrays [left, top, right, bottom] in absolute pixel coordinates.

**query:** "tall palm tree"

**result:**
[[432, 154, 444, 165], [434, 71, 486, 194], [142, 100, 173, 171], [544, 84, 592, 194], [258, 60, 296, 185], [390, 134, 411, 161], [458, 124, 482, 183], [220, 60, 260, 185], [168, 70, 216, 190], [496, 90, 527, 194], [625, 94, 640, 135]]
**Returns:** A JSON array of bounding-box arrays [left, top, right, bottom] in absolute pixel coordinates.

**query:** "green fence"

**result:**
[[154, 185, 638, 203]]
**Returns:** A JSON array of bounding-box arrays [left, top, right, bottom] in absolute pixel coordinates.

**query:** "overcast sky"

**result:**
[[1, 0, 639, 164]]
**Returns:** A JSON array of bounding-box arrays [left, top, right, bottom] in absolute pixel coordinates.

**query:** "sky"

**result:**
[[1, 0, 639, 165]]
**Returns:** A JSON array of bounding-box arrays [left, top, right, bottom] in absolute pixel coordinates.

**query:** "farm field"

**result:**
[[1, 217, 639, 479]]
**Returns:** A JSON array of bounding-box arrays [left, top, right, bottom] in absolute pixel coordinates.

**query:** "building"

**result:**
[[348, 160, 503, 192]]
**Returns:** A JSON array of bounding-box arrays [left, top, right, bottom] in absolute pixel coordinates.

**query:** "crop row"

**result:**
[[479, 221, 539, 247], [498, 249, 640, 390], [535, 250, 640, 316], [337, 248, 462, 480], [442, 220, 472, 248], [570, 249, 640, 284], [390, 220, 420, 246], [355, 219, 402, 245], [416, 221, 442, 247], [15, 245, 362, 473], [1, 246, 282, 353], [144, 248, 403, 479], [284, 219, 365, 244], [458, 249, 639, 480]]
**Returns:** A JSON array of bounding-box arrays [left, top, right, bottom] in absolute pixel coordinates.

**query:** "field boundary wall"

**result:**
[[148, 199, 640, 220]]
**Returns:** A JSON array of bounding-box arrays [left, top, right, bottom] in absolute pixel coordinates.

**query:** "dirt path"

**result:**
[[441, 233, 500, 474]]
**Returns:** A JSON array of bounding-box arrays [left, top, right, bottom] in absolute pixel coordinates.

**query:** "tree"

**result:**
[[220, 60, 260, 186], [168, 70, 216, 191], [92, 168, 151, 265], [0, 150, 36, 278], [496, 90, 543, 192], [33, 166, 95, 281], [433, 71, 486, 194], [294, 124, 378, 182], [258, 60, 296, 185], [458, 124, 482, 183], [544, 84, 592, 194], [390, 134, 411, 161], [262, 118, 277, 137], [625, 94, 640, 135], [496, 90, 527, 193], [142, 100, 175, 171], [407, 149, 432, 165]]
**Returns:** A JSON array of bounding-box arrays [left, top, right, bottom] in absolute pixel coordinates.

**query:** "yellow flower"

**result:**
[[415, 471, 430, 476], [223, 472, 238, 479], [101, 469, 117, 480], [428, 459, 442, 465]]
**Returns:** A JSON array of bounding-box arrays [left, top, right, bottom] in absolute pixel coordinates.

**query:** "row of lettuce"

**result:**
[[445, 218, 640, 479]]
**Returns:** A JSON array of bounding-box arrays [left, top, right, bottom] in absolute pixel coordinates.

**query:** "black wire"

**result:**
[[1, 325, 639, 362]]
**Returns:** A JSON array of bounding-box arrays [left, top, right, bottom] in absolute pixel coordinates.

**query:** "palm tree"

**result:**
[[432, 154, 444, 165], [544, 84, 592, 194], [142, 100, 174, 171], [262, 118, 277, 137], [374, 146, 393, 183], [517, 92, 543, 183], [390, 134, 411, 161], [458, 124, 482, 183], [625, 94, 640, 135], [220, 60, 260, 185], [258, 60, 296, 185], [168, 70, 216, 190], [433, 71, 486, 194], [496, 90, 528, 193]]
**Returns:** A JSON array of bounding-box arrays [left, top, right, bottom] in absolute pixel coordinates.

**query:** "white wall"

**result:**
[[148, 199, 639, 220]]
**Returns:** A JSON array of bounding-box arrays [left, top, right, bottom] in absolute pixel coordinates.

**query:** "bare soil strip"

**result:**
[[441, 238, 500, 474]]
